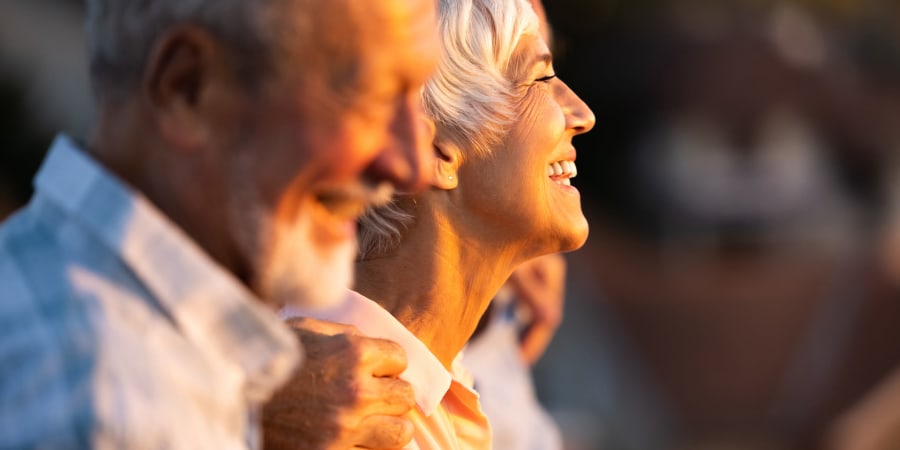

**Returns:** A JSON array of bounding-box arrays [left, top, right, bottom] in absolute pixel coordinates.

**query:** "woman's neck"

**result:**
[[353, 209, 520, 370]]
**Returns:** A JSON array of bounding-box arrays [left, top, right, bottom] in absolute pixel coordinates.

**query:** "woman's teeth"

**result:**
[[548, 160, 577, 186]]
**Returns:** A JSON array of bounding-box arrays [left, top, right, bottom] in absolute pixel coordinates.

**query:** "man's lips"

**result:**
[[315, 181, 395, 222]]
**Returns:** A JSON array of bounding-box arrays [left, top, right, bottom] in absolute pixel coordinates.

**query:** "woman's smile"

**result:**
[[547, 159, 578, 188]]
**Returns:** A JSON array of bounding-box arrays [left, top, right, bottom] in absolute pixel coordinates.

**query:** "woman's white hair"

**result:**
[[85, 0, 283, 99], [357, 0, 539, 260]]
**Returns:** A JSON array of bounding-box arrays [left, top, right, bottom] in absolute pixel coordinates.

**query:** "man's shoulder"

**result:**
[[0, 201, 69, 303], [0, 196, 70, 258], [0, 198, 140, 398], [0, 201, 105, 368], [0, 205, 155, 448], [0, 209, 102, 449], [3, 206, 70, 300], [0, 200, 46, 248], [0, 196, 131, 299]]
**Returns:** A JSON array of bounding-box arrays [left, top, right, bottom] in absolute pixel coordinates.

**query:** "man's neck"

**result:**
[[88, 108, 252, 291]]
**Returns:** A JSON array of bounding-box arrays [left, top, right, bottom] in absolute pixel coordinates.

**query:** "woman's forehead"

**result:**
[[508, 33, 552, 77]]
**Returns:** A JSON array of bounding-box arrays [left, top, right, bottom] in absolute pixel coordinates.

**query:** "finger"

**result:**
[[519, 320, 556, 366], [509, 269, 562, 310], [286, 317, 362, 337], [512, 284, 563, 327], [509, 264, 566, 324], [360, 337, 409, 377], [510, 253, 565, 285], [350, 446, 406, 450], [353, 415, 415, 450], [361, 377, 416, 417], [509, 273, 548, 312]]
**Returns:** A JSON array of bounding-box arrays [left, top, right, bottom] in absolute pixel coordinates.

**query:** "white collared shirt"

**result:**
[[281, 290, 492, 450], [0, 135, 300, 449]]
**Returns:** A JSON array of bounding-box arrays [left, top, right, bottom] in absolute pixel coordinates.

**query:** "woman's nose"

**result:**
[[557, 80, 596, 135]]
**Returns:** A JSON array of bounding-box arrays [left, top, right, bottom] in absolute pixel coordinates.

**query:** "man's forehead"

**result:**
[[331, 0, 439, 78], [349, 0, 436, 43], [272, 0, 438, 100], [291, 0, 434, 65]]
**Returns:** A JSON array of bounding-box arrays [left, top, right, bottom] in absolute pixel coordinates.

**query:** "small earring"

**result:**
[[448, 175, 454, 180]]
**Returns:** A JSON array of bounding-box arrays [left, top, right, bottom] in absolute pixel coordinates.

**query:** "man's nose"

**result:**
[[366, 94, 434, 193]]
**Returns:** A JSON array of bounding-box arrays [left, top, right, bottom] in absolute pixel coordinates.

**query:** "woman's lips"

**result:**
[[548, 159, 577, 187]]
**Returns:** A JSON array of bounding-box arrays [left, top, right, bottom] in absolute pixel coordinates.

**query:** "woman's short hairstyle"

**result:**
[[85, 0, 285, 100], [357, 0, 539, 259]]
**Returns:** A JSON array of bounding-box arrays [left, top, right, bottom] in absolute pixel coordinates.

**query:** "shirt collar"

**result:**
[[280, 289, 453, 416], [34, 134, 300, 403]]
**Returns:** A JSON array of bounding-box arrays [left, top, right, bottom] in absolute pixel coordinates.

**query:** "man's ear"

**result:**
[[433, 137, 461, 190], [143, 26, 225, 152]]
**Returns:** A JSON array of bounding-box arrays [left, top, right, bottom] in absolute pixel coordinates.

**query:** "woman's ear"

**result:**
[[433, 138, 461, 190]]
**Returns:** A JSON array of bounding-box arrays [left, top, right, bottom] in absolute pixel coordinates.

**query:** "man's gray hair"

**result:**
[[357, 0, 539, 260], [85, 0, 281, 99]]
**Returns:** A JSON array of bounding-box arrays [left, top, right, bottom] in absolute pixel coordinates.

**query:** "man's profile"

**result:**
[[0, 0, 439, 448]]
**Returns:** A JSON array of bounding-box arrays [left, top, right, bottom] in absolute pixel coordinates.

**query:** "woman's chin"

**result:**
[[538, 219, 589, 256], [560, 223, 589, 252], [545, 188, 589, 250]]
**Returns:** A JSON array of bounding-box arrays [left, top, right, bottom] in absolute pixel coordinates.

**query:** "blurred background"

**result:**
[[3, 0, 900, 449]]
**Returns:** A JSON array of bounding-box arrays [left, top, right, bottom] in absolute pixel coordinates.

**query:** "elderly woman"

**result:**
[[277, 0, 594, 447]]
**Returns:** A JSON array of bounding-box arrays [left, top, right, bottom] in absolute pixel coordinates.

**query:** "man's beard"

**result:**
[[228, 166, 356, 309], [257, 211, 357, 309]]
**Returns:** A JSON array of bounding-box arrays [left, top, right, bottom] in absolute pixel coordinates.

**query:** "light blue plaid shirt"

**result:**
[[0, 135, 301, 449]]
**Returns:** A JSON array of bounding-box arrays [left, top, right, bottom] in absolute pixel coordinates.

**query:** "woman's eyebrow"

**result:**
[[530, 52, 553, 69], [519, 52, 551, 74], [513, 52, 552, 81]]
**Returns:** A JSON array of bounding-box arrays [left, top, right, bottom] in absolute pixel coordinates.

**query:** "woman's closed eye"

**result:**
[[535, 73, 557, 83]]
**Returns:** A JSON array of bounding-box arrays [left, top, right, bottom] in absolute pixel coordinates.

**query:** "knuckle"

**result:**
[[378, 339, 407, 362], [396, 380, 415, 406], [373, 417, 414, 448], [284, 317, 307, 329], [382, 338, 405, 354], [392, 418, 415, 447], [364, 337, 406, 362], [357, 379, 415, 414], [376, 380, 414, 409], [386, 379, 415, 412], [342, 323, 362, 335]]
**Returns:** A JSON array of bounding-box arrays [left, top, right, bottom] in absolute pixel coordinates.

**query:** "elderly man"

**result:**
[[0, 0, 439, 449]]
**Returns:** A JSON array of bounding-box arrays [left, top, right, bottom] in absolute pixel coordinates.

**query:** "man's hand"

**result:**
[[262, 318, 416, 450], [507, 253, 566, 366]]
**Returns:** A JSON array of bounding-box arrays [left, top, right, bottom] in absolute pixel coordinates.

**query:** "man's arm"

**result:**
[[262, 318, 416, 450]]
